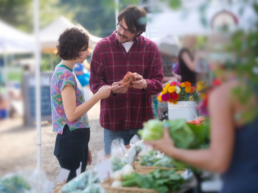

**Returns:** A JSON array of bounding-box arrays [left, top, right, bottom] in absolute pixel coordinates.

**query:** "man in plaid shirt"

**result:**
[[90, 5, 163, 155]]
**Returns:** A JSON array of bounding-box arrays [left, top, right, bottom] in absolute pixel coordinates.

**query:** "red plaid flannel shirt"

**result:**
[[90, 31, 163, 131]]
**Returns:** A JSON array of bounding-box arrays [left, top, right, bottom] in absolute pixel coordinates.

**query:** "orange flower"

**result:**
[[175, 94, 179, 100], [185, 81, 191, 87], [173, 100, 178, 104], [185, 86, 191, 93], [168, 98, 174, 103], [180, 82, 186, 87], [190, 87, 195, 93]]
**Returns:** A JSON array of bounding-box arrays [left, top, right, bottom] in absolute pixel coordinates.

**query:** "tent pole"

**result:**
[[3, 47, 10, 118], [50, 53, 53, 71], [115, 0, 119, 27], [34, 0, 41, 170]]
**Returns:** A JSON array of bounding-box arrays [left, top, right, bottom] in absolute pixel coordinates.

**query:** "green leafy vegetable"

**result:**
[[0, 175, 31, 193], [121, 169, 185, 193], [139, 120, 164, 141], [111, 157, 127, 172], [138, 118, 210, 171]]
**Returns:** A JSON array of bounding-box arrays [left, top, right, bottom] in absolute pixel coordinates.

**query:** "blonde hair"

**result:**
[[182, 35, 197, 49]]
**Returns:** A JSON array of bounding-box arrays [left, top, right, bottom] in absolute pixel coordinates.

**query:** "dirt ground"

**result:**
[[0, 101, 103, 188]]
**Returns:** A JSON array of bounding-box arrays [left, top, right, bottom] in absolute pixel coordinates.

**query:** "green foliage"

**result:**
[[41, 54, 60, 72], [59, 0, 139, 38], [0, 0, 72, 33], [0, 175, 30, 193]]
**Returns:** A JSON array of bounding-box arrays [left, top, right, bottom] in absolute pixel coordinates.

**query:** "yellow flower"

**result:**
[[189, 96, 194, 101], [158, 95, 162, 101], [173, 100, 177, 105], [185, 86, 191, 93], [165, 84, 170, 89], [197, 81, 206, 92], [161, 88, 167, 94], [168, 86, 175, 93], [201, 93, 206, 99], [180, 83, 186, 87]]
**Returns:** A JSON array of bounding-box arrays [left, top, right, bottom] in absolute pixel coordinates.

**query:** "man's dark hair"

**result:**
[[56, 28, 89, 60], [118, 5, 147, 36]]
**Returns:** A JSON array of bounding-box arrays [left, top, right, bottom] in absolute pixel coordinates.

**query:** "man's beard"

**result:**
[[117, 32, 129, 42]]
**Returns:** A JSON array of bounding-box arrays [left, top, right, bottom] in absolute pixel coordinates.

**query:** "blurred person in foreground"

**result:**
[[90, 5, 163, 155], [145, 57, 258, 192], [51, 28, 117, 182]]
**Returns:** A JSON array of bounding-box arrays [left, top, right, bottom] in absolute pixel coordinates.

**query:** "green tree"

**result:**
[[59, 0, 139, 37], [0, 0, 73, 32]]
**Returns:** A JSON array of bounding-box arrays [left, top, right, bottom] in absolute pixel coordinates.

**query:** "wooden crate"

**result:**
[[100, 178, 157, 193], [134, 162, 185, 176]]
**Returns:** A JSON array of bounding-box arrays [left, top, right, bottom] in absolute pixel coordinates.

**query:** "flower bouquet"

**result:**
[[157, 81, 199, 104], [157, 81, 200, 121]]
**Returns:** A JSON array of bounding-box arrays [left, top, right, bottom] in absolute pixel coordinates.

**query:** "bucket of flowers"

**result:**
[[157, 81, 199, 121]]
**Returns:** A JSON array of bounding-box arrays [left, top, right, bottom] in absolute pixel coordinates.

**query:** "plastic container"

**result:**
[[168, 101, 197, 121]]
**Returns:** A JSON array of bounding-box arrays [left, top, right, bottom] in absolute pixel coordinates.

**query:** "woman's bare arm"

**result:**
[[61, 85, 116, 122], [146, 84, 235, 173]]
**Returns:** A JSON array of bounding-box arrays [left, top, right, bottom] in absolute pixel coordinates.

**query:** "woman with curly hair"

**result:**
[[51, 28, 117, 182]]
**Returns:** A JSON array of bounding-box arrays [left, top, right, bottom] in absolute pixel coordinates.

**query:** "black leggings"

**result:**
[[54, 124, 90, 182]]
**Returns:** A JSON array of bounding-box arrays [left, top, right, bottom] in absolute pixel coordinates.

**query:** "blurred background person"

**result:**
[[159, 43, 181, 83], [73, 61, 90, 88], [173, 35, 200, 86], [146, 56, 258, 193], [0, 95, 7, 120], [157, 43, 181, 120]]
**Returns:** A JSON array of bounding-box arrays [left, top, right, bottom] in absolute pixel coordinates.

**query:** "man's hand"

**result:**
[[111, 81, 129, 94], [132, 73, 147, 90]]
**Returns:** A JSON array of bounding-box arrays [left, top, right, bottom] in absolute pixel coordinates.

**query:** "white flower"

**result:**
[[175, 86, 181, 94]]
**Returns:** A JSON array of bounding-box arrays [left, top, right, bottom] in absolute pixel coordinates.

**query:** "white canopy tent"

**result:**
[[0, 20, 34, 54], [146, 2, 256, 39], [40, 16, 102, 53], [0, 20, 35, 94]]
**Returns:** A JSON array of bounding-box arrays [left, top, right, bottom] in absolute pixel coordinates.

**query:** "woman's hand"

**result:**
[[96, 85, 118, 99], [87, 148, 92, 165], [111, 81, 128, 94], [144, 127, 176, 157]]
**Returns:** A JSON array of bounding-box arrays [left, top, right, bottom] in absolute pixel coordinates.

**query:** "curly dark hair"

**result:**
[[56, 28, 89, 60]]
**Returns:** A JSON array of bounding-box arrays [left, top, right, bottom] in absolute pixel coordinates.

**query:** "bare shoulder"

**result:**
[[210, 80, 238, 102]]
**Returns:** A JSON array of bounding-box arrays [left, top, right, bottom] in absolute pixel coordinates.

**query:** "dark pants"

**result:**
[[54, 124, 90, 182], [104, 128, 141, 156]]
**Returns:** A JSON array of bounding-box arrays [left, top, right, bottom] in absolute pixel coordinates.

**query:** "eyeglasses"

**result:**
[[117, 23, 136, 35]]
